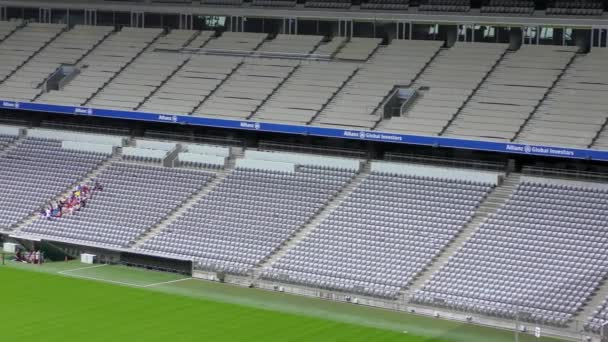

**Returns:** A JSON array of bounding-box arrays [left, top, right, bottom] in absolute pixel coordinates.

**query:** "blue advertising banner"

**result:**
[[2, 99, 607, 161]]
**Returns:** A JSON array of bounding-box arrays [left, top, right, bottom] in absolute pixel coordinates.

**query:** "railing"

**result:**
[[385, 152, 506, 171], [157, 47, 333, 61], [40, 120, 130, 136], [522, 166, 608, 183], [258, 140, 369, 159]]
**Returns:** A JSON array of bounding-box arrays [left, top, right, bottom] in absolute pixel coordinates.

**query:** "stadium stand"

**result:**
[[305, 0, 352, 8], [200, 0, 243, 5], [185, 31, 215, 49], [419, 0, 471, 12], [0, 136, 111, 229], [21, 162, 215, 248], [480, 0, 535, 14], [587, 296, 608, 333], [0, 23, 66, 85], [194, 58, 297, 119], [378, 43, 506, 136], [413, 177, 608, 326], [0, 19, 21, 42], [360, 0, 409, 10], [252, 62, 358, 124], [37, 27, 163, 106], [444, 45, 578, 141], [257, 34, 324, 54], [149, 29, 199, 51], [139, 55, 243, 115], [252, 0, 297, 7], [0, 25, 113, 102], [517, 48, 608, 148], [313, 39, 441, 129], [546, 0, 604, 16], [138, 151, 359, 275], [203, 32, 267, 51], [262, 162, 497, 299]]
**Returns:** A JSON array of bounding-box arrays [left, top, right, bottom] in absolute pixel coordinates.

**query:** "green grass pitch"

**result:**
[[1, 261, 568, 342]]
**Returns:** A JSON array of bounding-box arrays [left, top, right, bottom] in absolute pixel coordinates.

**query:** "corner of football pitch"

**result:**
[[0, 260, 570, 342]]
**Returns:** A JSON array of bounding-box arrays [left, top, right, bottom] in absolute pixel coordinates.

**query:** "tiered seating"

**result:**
[[0, 23, 66, 85], [263, 164, 494, 299], [0, 26, 113, 102], [150, 29, 198, 50], [0, 20, 21, 42], [312, 37, 346, 56], [335, 37, 382, 61], [0, 126, 19, 150], [258, 34, 323, 54], [519, 49, 608, 148], [204, 32, 267, 51], [419, 0, 471, 12], [253, 0, 297, 6], [481, 0, 535, 14], [201, 0, 243, 5], [547, 0, 603, 16], [37, 28, 162, 107], [185, 31, 215, 48], [305, 0, 351, 8], [315, 40, 441, 129], [0, 138, 109, 229], [194, 59, 297, 120], [381, 43, 506, 136], [21, 163, 215, 248], [253, 62, 358, 124], [361, 0, 409, 10], [413, 178, 608, 326], [444, 45, 577, 141], [587, 296, 608, 333], [139, 164, 356, 275], [88, 52, 189, 111], [139, 55, 242, 115]]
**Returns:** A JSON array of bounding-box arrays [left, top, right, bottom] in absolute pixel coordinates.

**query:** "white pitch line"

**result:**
[[58, 264, 108, 274], [58, 273, 143, 288], [142, 277, 191, 288]]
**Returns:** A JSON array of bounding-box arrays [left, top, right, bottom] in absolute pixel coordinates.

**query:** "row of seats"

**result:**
[[0, 25, 112, 102], [444, 45, 578, 141], [262, 171, 493, 298], [37, 27, 163, 106], [518, 48, 608, 148], [414, 180, 608, 326]]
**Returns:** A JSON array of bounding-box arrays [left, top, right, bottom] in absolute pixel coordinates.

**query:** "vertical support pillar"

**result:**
[[179, 13, 192, 30], [39, 8, 51, 23], [131, 11, 144, 28], [0, 6, 7, 21]]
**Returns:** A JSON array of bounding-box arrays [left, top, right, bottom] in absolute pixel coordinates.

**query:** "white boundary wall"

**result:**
[[123, 147, 168, 160], [178, 152, 225, 167], [236, 158, 295, 172], [27, 128, 126, 146], [371, 161, 501, 185], [136, 140, 177, 151], [61, 141, 114, 155], [0, 125, 22, 136], [246, 150, 360, 171], [184, 144, 230, 157]]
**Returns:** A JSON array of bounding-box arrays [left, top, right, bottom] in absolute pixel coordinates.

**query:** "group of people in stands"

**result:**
[[14, 249, 43, 264], [40, 181, 103, 220]]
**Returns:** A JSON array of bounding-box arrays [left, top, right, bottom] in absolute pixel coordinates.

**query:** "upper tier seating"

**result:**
[[413, 178, 608, 326], [21, 162, 214, 248], [253, 0, 297, 6], [444, 45, 578, 141], [204, 32, 267, 51], [586, 295, 608, 333], [37, 28, 163, 107], [139, 164, 356, 275], [0, 23, 66, 85], [0, 137, 109, 229], [518, 49, 608, 148], [88, 52, 189, 111], [419, 0, 471, 12], [547, 0, 603, 16], [258, 34, 324, 54], [481, 0, 535, 14], [380, 43, 506, 136], [315, 40, 441, 129], [305, 0, 351, 8], [194, 59, 297, 120], [263, 167, 494, 299], [139, 55, 242, 115], [0, 25, 113, 102], [361, 0, 409, 10], [0, 20, 21, 41], [252, 62, 358, 125]]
